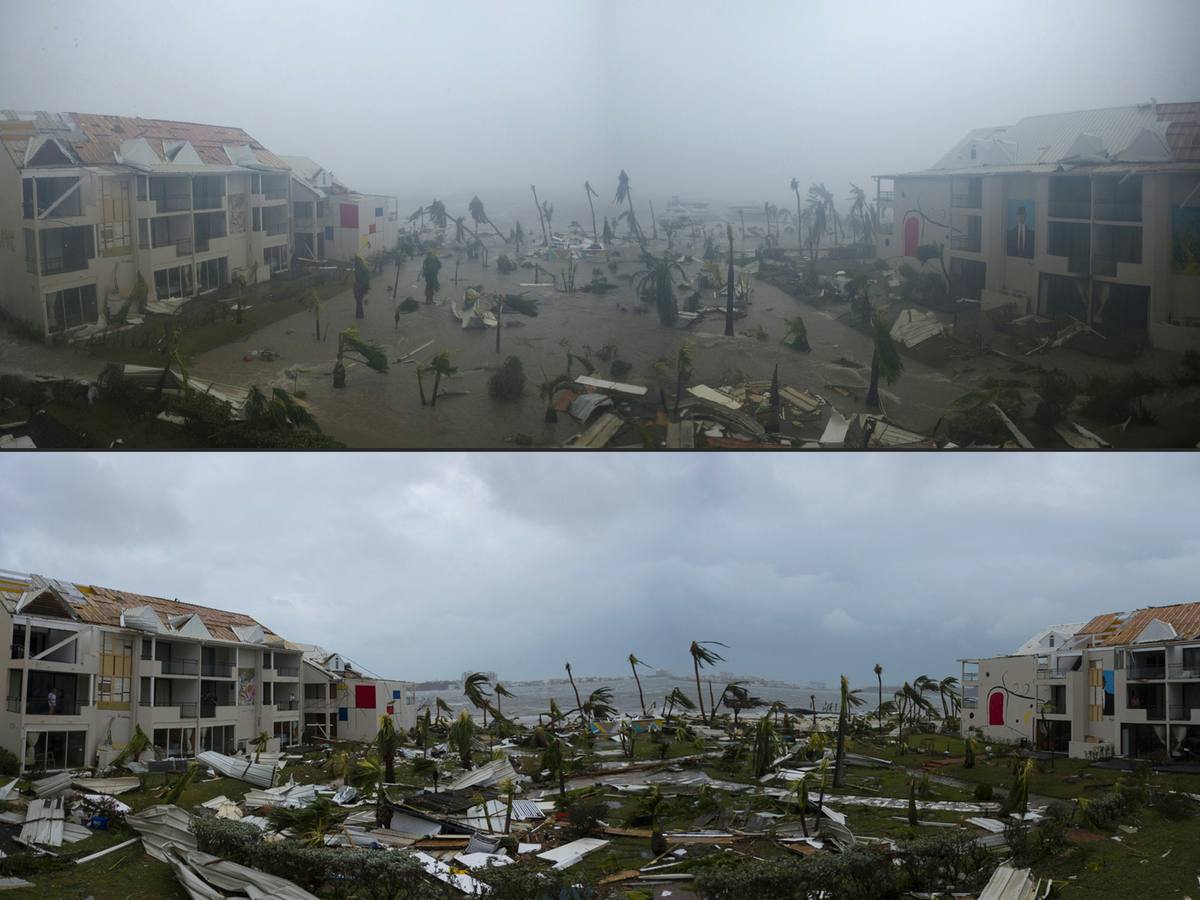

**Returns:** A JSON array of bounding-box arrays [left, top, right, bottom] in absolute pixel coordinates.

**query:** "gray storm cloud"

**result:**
[[1, 454, 1197, 684]]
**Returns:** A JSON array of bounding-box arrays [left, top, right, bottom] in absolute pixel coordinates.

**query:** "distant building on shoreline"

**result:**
[[961, 601, 1200, 762], [874, 101, 1200, 352]]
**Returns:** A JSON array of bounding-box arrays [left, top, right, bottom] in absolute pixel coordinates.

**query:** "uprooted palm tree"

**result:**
[[832, 675, 866, 788], [244, 386, 322, 434], [333, 327, 388, 389], [448, 710, 476, 770], [689, 640, 728, 725], [864, 311, 903, 411], [629, 653, 652, 716], [634, 253, 684, 326], [463, 672, 493, 728]]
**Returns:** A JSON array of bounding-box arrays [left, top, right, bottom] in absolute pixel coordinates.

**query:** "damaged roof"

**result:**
[[0, 571, 285, 644], [1078, 601, 1200, 646], [0, 109, 288, 173]]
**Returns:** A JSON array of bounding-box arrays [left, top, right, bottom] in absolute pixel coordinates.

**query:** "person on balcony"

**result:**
[[46, 688, 58, 715]]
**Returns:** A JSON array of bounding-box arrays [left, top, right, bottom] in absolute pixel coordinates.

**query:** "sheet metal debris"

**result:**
[[72, 776, 141, 796], [127, 804, 198, 863], [197, 751, 280, 788], [575, 375, 648, 397], [978, 863, 1052, 900], [164, 844, 320, 900], [413, 850, 488, 894], [687, 385, 741, 410], [19, 798, 64, 847], [32, 772, 73, 798], [889, 308, 945, 348], [538, 837, 610, 869], [445, 758, 517, 792]]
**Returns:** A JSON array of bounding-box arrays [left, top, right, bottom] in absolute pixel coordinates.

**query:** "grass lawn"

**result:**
[[40, 398, 195, 448]]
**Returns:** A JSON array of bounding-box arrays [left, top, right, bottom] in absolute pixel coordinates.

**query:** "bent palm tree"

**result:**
[[584, 686, 617, 721], [874, 663, 884, 731], [463, 672, 493, 728], [614, 169, 641, 241], [628, 653, 651, 716], [865, 311, 903, 411], [469, 195, 506, 243], [428, 350, 456, 407], [333, 327, 388, 389], [584, 181, 600, 246], [689, 640, 728, 725], [448, 710, 476, 770], [790, 178, 804, 249], [564, 662, 584, 721], [493, 682, 515, 719], [664, 687, 695, 723], [375, 714, 401, 785]]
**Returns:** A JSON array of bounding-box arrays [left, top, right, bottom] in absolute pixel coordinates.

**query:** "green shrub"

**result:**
[[398, 297, 419, 313], [1034, 368, 1078, 427], [972, 782, 993, 803], [610, 359, 632, 379], [898, 831, 994, 894], [565, 797, 606, 839], [496, 255, 517, 274], [0, 747, 18, 777], [1080, 787, 1133, 830], [1151, 789, 1196, 821], [695, 846, 900, 899], [1080, 371, 1161, 423]]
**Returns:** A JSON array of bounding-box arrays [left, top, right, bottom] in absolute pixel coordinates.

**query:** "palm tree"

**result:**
[[541, 734, 568, 797], [412, 755, 440, 793], [832, 675, 866, 788], [333, 326, 388, 389], [306, 290, 324, 342], [583, 687, 617, 721], [463, 672, 493, 729], [689, 640, 728, 725], [510, 221, 525, 255], [940, 676, 961, 719], [848, 184, 871, 246], [790, 178, 804, 249], [428, 350, 456, 407], [448, 710, 476, 769], [249, 730, 270, 763], [602, 217, 614, 245], [724, 225, 736, 337], [564, 662, 584, 721], [435, 696, 454, 724], [805, 187, 827, 278], [584, 181, 600, 246], [874, 664, 884, 731], [673, 339, 694, 420], [374, 714, 401, 785], [664, 687, 695, 723], [531, 185, 548, 245], [751, 716, 779, 779], [493, 682, 515, 719], [427, 199, 448, 230], [628, 654, 651, 716], [614, 170, 641, 241], [469, 195, 506, 244], [633, 253, 684, 326], [864, 311, 903, 411]]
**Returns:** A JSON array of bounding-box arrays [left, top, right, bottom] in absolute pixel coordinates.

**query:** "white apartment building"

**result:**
[[297, 645, 416, 744], [282, 155, 398, 263], [0, 569, 311, 773], [0, 111, 293, 340], [961, 602, 1200, 763], [874, 102, 1200, 352]]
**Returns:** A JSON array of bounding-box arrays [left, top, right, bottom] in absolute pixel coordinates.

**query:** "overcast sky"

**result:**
[[5, 0, 1200, 211], [2, 453, 1197, 686]]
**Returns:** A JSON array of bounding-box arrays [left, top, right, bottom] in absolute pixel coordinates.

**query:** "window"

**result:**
[[136, 176, 148, 201], [154, 264, 194, 299], [40, 225, 95, 275], [34, 176, 81, 217], [273, 720, 299, 747], [100, 179, 132, 255], [263, 244, 288, 273], [23, 229, 35, 273], [138, 219, 149, 250], [294, 201, 314, 219], [262, 682, 273, 705], [252, 208, 262, 232], [196, 257, 228, 293], [22, 179, 33, 219], [23, 730, 86, 771], [375, 207, 384, 217], [98, 633, 133, 710], [317, 201, 326, 217], [152, 727, 196, 757], [200, 724, 235, 754], [324, 225, 334, 241], [304, 683, 326, 701], [368, 224, 376, 234], [46, 284, 99, 334]]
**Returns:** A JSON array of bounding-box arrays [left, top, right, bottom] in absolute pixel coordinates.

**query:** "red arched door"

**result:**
[[904, 216, 920, 257], [988, 690, 1005, 726]]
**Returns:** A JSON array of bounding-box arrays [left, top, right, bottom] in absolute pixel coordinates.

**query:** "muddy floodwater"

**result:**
[[188, 238, 984, 448]]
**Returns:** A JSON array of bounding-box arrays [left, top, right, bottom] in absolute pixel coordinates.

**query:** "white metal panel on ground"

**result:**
[[72, 776, 141, 796], [538, 837, 610, 869], [197, 751, 279, 788], [978, 864, 1039, 900], [413, 851, 487, 894], [126, 805, 198, 863], [575, 375, 648, 397], [445, 758, 516, 792], [32, 772, 73, 798], [687, 385, 741, 410], [19, 798, 64, 847], [165, 845, 320, 900]]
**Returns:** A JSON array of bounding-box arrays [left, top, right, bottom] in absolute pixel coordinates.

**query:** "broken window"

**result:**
[[99, 178, 132, 255], [39, 225, 95, 275], [46, 284, 98, 334], [154, 264, 194, 299], [35, 176, 81, 217], [196, 256, 228, 293]]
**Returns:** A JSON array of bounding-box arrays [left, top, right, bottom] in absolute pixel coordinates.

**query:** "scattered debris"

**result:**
[[538, 837, 611, 869]]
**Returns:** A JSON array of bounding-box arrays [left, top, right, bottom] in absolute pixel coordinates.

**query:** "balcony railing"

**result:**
[[950, 235, 981, 253], [1134, 705, 1166, 720], [24, 698, 86, 715], [1092, 254, 1118, 276], [264, 187, 288, 201], [200, 703, 216, 719], [180, 701, 198, 717], [160, 658, 198, 676], [1168, 704, 1197, 720], [201, 663, 233, 678], [1036, 668, 1068, 679], [1048, 251, 1089, 275], [264, 221, 289, 236], [152, 237, 193, 257], [962, 671, 978, 682], [41, 253, 91, 276], [1044, 703, 1067, 715], [1048, 200, 1091, 220], [155, 196, 192, 213], [1093, 201, 1141, 222], [1169, 664, 1200, 679], [277, 701, 299, 711], [952, 193, 981, 209], [275, 665, 300, 677], [193, 195, 225, 211], [1129, 666, 1166, 680], [878, 191, 895, 202]]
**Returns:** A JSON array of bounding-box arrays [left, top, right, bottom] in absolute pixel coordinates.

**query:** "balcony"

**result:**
[[199, 704, 237, 720], [274, 665, 300, 678], [1044, 702, 1067, 715], [1168, 705, 1199, 720], [192, 194, 225, 212], [1094, 201, 1141, 223], [154, 195, 192, 214], [878, 223, 893, 235], [276, 701, 299, 712], [952, 193, 981, 209], [201, 663, 233, 678], [951, 235, 982, 253], [1129, 666, 1166, 681], [1092, 255, 1118, 277], [20, 698, 88, 716], [160, 658, 199, 676], [1169, 664, 1200, 680], [1036, 667, 1068, 679], [878, 191, 895, 202], [264, 221, 289, 237]]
